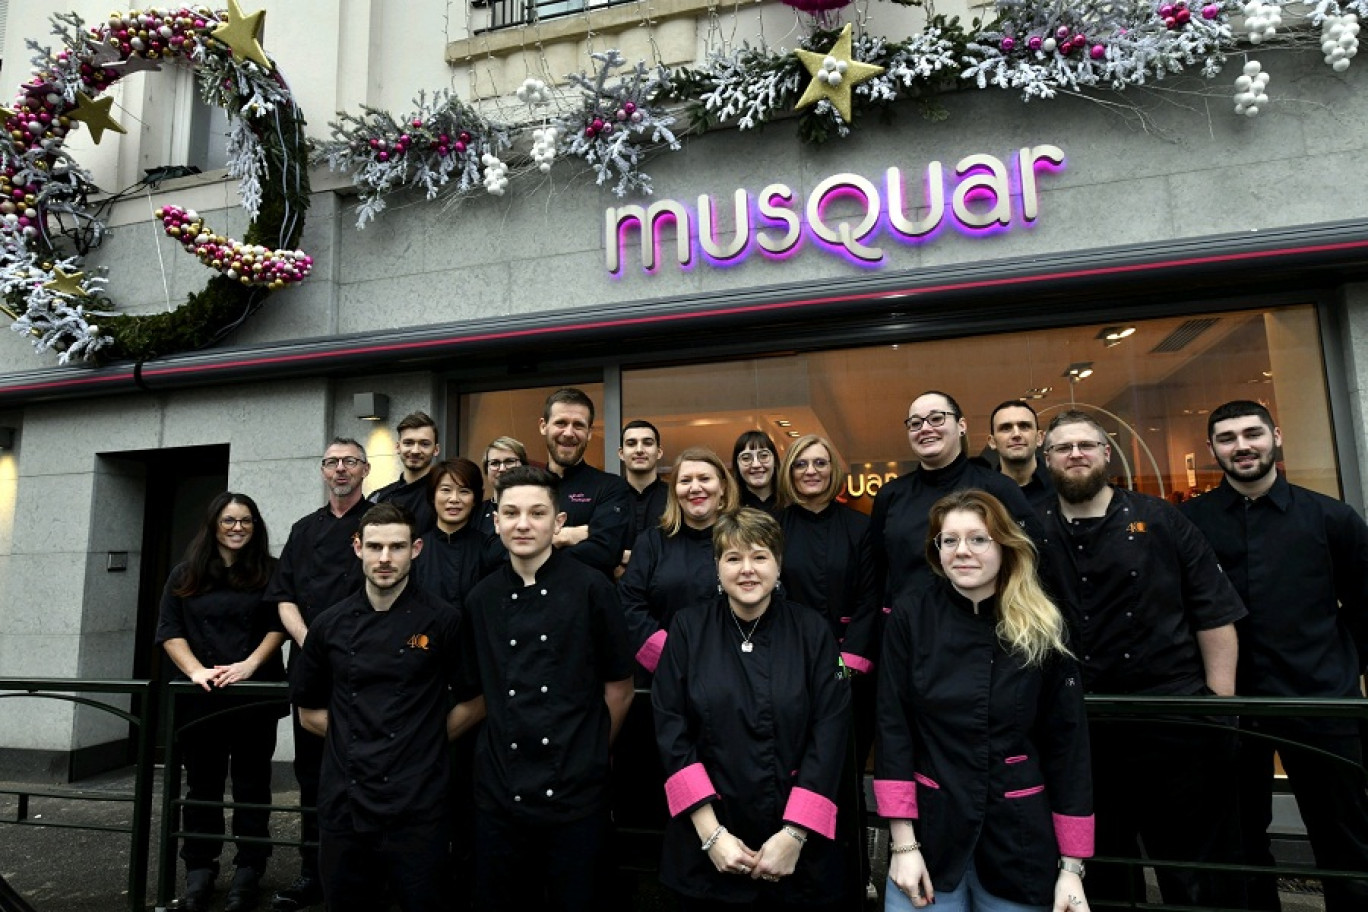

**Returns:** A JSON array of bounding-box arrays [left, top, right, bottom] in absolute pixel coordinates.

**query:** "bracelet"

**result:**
[[782, 825, 808, 845], [890, 841, 923, 854], [701, 825, 727, 852], [1058, 858, 1086, 878]]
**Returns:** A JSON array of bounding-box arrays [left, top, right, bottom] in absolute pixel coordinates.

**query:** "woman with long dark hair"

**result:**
[[156, 492, 286, 912], [731, 430, 780, 514], [875, 489, 1092, 912]]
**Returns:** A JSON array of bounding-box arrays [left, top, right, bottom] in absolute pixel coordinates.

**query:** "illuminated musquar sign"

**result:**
[[605, 145, 1065, 274]]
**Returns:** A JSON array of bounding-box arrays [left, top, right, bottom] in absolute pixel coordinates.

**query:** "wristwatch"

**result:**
[[1058, 859, 1086, 878]]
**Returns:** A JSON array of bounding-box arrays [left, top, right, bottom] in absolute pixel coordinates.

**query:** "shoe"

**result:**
[[866, 876, 880, 903], [271, 875, 324, 911], [180, 866, 217, 912], [225, 866, 263, 912]]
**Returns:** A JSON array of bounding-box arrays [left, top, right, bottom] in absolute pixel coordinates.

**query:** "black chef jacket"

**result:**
[[1019, 461, 1057, 511], [874, 577, 1093, 906], [156, 564, 287, 716], [779, 502, 879, 674], [369, 474, 437, 536], [265, 499, 369, 627], [653, 593, 851, 905], [411, 523, 504, 612], [1181, 474, 1368, 700], [556, 460, 633, 577], [464, 549, 634, 823], [740, 488, 778, 516], [629, 478, 670, 543], [870, 453, 1044, 608], [619, 524, 716, 675], [477, 499, 497, 537], [291, 583, 477, 833], [1038, 486, 1247, 695]]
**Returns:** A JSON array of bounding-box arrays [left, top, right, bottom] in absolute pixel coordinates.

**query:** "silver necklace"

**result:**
[[732, 611, 762, 653]]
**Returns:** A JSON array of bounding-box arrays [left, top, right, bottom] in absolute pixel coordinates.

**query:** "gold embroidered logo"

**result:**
[[1127, 521, 1147, 534], [406, 634, 430, 650]]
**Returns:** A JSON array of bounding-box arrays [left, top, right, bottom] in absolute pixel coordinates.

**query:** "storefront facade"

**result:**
[[1, 2, 1367, 773]]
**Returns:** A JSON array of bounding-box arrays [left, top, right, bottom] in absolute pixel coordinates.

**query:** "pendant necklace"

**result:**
[[732, 611, 762, 653]]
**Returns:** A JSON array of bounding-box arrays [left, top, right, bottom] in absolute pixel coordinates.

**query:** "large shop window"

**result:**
[[459, 382, 607, 468], [619, 304, 1337, 510]]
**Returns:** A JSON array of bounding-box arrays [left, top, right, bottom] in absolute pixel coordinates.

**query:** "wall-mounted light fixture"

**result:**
[[354, 393, 389, 422], [0, 427, 15, 449]]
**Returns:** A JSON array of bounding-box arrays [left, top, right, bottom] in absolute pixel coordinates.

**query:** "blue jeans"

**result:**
[[885, 857, 1049, 912]]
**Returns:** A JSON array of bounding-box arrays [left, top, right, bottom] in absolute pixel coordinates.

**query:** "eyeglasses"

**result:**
[[935, 534, 994, 554], [793, 458, 830, 471], [1044, 441, 1108, 457], [904, 410, 955, 432], [219, 517, 255, 529], [737, 451, 774, 465], [485, 458, 522, 470], [321, 456, 366, 469]]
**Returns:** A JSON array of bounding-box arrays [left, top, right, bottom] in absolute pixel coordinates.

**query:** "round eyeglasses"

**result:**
[[935, 534, 994, 554], [737, 451, 774, 465], [321, 456, 366, 469]]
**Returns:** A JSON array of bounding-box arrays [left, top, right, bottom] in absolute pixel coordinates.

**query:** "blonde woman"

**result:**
[[875, 489, 1093, 912], [620, 446, 739, 675]]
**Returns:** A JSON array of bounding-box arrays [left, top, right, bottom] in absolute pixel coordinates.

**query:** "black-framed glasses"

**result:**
[[485, 458, 522, 470], [219, 517, 255, 529], [793, 458, 830, 471], [1044, 441, 1107, 457], [321, 456, 366, 469], [904, 410, 955, 432], [935, 534, 994, 554]]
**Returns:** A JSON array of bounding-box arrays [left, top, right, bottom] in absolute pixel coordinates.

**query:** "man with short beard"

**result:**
[[1036, 410, 1247, 910], [539, 388, 632, 578], [1181, 400, 1368, 911], [369, 411, 441, 535], [986, 399, 1055, 509], [294, 503, 484, 912], [266, 437, 372, 911]]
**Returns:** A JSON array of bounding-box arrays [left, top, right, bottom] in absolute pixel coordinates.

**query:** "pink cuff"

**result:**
[[1053, 813, 1095, 858], [635, 629, 667, 673], [664, 763, 718, 817], [873, 779, 918, 819], [783, 787, 838, 839], [841, 652, 873, 674]]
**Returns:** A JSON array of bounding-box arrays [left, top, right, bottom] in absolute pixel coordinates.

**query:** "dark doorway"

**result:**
[[122, 444, 230, 763]]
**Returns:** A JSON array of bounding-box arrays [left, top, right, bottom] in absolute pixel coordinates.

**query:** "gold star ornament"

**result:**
[[67, 92, 127, 144], [793, 24, 885, 124], [44, 268, 90, 298], [213, 0, 271, 70]]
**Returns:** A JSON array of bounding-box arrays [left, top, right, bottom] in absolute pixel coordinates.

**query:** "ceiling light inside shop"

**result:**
[[1063, 362, 1094, 379], [1097, 326, 1137, 347]]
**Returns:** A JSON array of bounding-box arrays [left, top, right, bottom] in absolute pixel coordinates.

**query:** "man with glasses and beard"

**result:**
[[1181, 400, 1368, 911], [1037, 410, 1246, 910], [293, 503, 484, 912], [539, 388, 632, 578], [267, 438, 373, 911]]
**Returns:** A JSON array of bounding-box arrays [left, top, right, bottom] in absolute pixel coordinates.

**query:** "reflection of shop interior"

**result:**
[[458, 305, 1336, 502]]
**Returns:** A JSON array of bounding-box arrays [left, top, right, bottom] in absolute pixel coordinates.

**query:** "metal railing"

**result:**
[[0, 680, 1363, 911], [476, 0, 641, 33], [0, 678, 158, 912], [154, 681, 296, 912]]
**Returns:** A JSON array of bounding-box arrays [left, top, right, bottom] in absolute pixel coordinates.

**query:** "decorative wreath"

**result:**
[[0, 2, 311, 365]]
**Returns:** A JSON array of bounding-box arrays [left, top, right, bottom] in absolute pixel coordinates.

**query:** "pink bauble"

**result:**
[[1001, 36, 1016, 51], [591, 118, 605, 132], [453, 141, 466, 154], [1176, 7, 1191, 22], [1090, 43, 1105, 58], [377, 151, 389, 162], [1202, 3, 1220, 18], [1028, 35, 1043, 50], [780, 0, 853, 13], [1159, 3, 1174, 16], [624, 101, 637, 114], [1056, 25, 1071, 39], [1164, 15, 1177, 26]]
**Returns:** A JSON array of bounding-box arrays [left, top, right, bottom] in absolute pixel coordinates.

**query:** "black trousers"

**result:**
[[290, 706, 325, 878], [178, 704, 278, 872], [319, 817, 450, 912], [1087, 715, 1246, 910], [474, 808, 608, 912], [1238, 718, 1368, 912]]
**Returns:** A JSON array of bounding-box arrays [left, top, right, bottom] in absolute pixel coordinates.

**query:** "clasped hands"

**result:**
[[705, 829, 801, 883]]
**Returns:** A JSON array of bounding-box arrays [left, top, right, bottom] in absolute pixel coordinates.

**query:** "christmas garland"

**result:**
[[322, 0, 1364, 225], [1, 3, 311, 364]]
